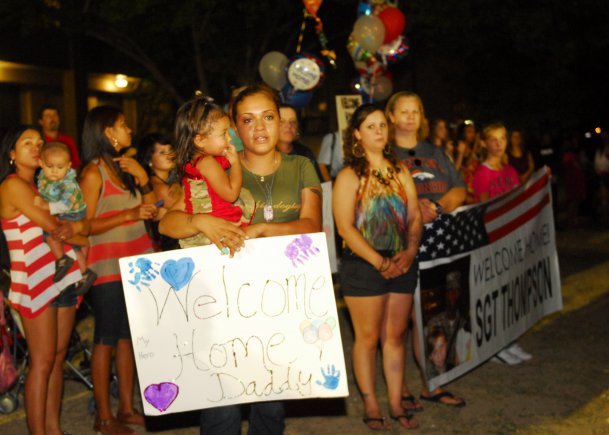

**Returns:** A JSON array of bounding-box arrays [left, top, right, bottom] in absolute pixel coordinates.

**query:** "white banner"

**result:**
[[119, 232, 348, 415], [415, 169, 562, 390]]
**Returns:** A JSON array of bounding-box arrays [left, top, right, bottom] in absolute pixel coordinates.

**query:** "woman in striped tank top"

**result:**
[[79, 106, 159, 434], [0, 125, 84, 435]]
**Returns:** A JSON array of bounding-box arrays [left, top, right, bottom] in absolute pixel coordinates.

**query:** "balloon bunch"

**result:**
[[258, 51, 325, 109], [300, 317, 337, 344], [348, 1, 410, 101], [257, 0, 334, 109]]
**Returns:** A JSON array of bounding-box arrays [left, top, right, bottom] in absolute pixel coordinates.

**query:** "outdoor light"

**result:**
[[114, 74, 128, 88], [595, 127, 602, 134], [585, 132, 592, 138]]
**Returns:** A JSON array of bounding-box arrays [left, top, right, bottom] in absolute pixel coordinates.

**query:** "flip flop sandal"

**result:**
[[420, 390, 466, 408], [362, 416, 389, 431], [401, 394, 424, 412], [390, 414, 419, 430]]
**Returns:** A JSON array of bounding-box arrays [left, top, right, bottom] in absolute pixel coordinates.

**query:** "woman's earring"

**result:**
[[112, 137, 119, 150], [9, 159, 14, 166], [352, 141, 365, 158], [383, 143, 392, 156]]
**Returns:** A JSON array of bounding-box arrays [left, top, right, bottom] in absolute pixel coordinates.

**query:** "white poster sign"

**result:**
[[335, 94, 363, 141], [119, 232, 348, 415]]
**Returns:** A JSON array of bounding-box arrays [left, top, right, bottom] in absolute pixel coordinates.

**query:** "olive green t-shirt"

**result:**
[[242, 154, 320, 224]]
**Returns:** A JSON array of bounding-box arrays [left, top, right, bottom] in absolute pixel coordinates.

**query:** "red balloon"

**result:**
[[379, 7, 406, 44]]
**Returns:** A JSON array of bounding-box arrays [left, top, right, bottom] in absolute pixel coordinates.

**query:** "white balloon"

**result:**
[[287, 57, 321, 91], [352, 15, 385, 52], [258, 51, 289, 90]]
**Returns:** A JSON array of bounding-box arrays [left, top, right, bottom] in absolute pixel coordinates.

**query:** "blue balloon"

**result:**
[[281, 84, 313, 109], [357, 1, 373, 17]]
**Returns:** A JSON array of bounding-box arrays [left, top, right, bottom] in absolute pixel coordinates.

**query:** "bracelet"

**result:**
[[377, 257, 391, 273], [139, 181, 153, 195]]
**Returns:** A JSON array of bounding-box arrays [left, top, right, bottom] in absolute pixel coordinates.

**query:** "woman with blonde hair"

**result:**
[[385, 91, 467, 410], [385, 92, 465, 224]]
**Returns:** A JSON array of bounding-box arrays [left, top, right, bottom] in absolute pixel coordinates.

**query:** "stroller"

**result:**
[[0, 290, 105, 415], [0, 228, 115, 415], [0, 268, 24, 414]]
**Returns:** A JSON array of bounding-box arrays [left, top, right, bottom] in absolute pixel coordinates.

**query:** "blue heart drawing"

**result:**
[[160, 258, 194, 291]]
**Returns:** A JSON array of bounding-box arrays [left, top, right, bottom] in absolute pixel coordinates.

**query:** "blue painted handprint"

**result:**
[[128, 258, 160, 292], [316, 364, 340, 390]]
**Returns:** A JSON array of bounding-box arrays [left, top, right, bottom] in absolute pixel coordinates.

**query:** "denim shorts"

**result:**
[[91, 281, 131, 345], [340, 250, 419, 297], [50, 283, 77, 308]]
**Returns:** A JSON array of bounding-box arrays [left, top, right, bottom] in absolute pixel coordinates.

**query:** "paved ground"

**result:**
[[2, 225, 609, 434]]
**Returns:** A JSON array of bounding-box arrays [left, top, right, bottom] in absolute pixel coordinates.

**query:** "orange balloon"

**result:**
[[303, 0, 322, 16]]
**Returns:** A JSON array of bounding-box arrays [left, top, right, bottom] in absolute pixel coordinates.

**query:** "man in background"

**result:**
[[38, 104, 81, 168], [318, 130, 343, 182]]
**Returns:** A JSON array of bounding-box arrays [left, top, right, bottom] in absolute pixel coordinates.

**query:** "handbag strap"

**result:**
[[329, 131, 337, 171]]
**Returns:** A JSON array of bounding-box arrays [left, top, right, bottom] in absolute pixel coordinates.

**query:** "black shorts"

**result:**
[[50, 283, 77, 308], [91, 281, 131, 345], [340, 250, 418, 297]]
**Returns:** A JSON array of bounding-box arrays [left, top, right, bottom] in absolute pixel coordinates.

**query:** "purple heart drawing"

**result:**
[[144, 382, 179, 412], [160, 258, 194, 291]]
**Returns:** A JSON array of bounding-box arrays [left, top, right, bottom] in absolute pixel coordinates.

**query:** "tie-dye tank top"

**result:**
[[354, 166, 409, 253]]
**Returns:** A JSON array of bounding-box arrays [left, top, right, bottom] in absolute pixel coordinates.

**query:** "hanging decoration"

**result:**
[[299, 0, 337, 68], [347, 0, 410, 102]]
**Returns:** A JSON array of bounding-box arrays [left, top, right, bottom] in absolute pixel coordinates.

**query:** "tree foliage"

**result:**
[[2, 0, 607, 132]]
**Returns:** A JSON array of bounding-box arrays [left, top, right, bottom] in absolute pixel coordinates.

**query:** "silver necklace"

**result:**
[[242, 152, 279, 221], [242, 152, 277, 182], [252, 171, 277, 221]]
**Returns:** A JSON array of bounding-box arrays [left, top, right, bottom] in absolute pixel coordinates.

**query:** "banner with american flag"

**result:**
[[414, 168, 562, 390]]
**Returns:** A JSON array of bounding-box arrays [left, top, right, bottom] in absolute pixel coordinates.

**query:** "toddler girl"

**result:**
[[36, 141, 96, 293], [173, 96, 253, 249]]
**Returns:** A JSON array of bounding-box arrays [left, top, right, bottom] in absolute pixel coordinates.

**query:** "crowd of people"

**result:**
[[0, 87, 604, 434]]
